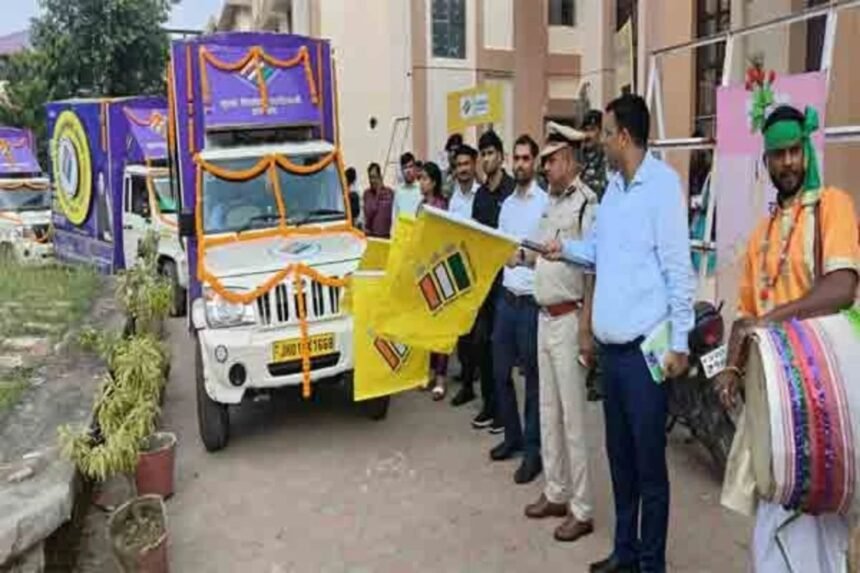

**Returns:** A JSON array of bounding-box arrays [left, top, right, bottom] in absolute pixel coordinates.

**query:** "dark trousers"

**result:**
[[492, 291, 540, 460], [457, 291, 497, 416], [601, 341, 669, 573]]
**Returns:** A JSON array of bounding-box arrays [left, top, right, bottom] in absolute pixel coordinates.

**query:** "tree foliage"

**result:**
[[0, 0, 174, 158]]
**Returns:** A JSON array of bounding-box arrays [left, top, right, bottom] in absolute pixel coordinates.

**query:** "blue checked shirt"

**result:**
[[562, 153, 695, 353]]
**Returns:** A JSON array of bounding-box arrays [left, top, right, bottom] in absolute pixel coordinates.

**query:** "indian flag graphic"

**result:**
[[417, 247, 473, 314], [373, 337, 411, 372], [239, 58, 276, 86]]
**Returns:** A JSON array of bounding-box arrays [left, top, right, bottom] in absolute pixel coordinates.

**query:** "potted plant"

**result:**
[[135, 431, 177, 499], [107, 494, 169, 573], [59, 230, 176, 499]]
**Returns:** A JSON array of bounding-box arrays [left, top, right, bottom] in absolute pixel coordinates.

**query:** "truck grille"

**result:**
[[32, 225, 50, 241], [256, 277, 342, 326]]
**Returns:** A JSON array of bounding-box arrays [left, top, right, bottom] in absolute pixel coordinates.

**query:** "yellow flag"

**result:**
[[352, 272, 430, 400], [383, 213, 416, 285], [376, 206, 518, 353], [357, 237, 391, 271]]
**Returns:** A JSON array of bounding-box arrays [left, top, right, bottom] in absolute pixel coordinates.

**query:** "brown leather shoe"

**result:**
[[554, 515, 594, 542], [524, 494, 568, 519]]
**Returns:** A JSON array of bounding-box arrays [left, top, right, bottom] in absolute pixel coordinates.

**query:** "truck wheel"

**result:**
[[361, 396, 390, 421], [162, 260, 187, 317], [0, 243, 15, 263], [343, 372, 390, 421], [196, 338, 229, 452]]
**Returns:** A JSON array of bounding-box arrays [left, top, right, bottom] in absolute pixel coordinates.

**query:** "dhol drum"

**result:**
[[744, 310, 860, 519]]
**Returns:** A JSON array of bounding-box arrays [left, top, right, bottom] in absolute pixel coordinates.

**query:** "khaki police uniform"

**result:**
[[534, 176, 598, 521]]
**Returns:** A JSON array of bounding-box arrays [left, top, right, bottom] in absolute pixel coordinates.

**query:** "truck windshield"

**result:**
[[151, 176, 178, 214], [0, 190, 51, 212], [202, 154, 346, 234]]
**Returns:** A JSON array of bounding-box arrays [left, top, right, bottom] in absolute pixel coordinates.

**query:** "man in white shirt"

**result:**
[[489, 134, 549, 485], [391, 152, 422, 226], [447, 144, 479, 220]]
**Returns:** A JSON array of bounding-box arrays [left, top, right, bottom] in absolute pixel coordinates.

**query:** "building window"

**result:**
[[616, 0, 638, 94], [694, 0, 731, 138], [549, 0, 576, 27], [432, 0, 466, 59], [805, 0, 828, 72]]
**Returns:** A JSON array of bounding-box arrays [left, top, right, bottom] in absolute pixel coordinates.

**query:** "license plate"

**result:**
[[701, 344, 728, 379], [272, 333, 335, 363]]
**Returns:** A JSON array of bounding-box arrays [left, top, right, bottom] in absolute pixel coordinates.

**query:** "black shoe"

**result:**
[[514, 456, 543, 484], [488, 419, 504, 434], [451, 386, 476, 407], [589, 555, 639, 573], [471, 410, 493, 429], [490, 441, 522, 461]]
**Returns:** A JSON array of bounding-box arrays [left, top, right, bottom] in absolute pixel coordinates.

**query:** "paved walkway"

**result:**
[[161, 319, 751, 572]]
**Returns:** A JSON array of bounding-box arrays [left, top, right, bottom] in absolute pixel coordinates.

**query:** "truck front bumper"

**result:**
[[197, 316, 354, 404], [16, 240, 54, 264]]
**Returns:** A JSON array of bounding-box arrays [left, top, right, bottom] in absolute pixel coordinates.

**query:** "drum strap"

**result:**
[[813, 200, 823, 282]]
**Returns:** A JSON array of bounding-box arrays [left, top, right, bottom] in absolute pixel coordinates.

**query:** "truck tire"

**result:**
[[0, 243, 16, 263], [161, 260, 187, 317], [196, 338, 230, 452], [361, 396, 390, 421], [343, 372, 391, 421]]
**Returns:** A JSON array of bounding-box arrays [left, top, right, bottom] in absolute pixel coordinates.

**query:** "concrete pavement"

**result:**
[[161, 318, 751, 572]]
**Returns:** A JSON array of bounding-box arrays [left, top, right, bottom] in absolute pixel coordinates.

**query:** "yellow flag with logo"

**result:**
[[352, 272, 430, 400], [376, 206, 518, 353], [357, 237, 391, 271], [383, 213, 416, 284]]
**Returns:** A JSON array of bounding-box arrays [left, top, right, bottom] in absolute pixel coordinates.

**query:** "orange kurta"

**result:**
[[737, 187, 860, 319]]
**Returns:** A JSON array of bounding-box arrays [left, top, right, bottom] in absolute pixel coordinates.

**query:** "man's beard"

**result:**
[[514, 170, 532, 185], [771, 167, 805, 203]]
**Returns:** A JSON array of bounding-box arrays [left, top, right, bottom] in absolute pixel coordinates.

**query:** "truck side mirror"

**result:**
[[178, 212, 196, 238]]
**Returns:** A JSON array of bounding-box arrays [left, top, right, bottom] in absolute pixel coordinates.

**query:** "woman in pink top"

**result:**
[[418, 162, 450, 400]]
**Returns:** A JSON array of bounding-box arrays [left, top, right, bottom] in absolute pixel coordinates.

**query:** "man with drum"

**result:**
[[717, 104, 859, 572]]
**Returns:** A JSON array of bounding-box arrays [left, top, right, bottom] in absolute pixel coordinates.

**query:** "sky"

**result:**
[[2, 0, 224, 36]]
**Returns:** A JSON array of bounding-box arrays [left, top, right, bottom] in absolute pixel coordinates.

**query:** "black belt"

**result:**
[[502, 289, 536, 308], [598, 335, 645, 353]]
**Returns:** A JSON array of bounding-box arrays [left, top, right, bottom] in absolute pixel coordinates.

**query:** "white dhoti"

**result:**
[[538, 310, 593, 521], [752, 501, 849, 573]]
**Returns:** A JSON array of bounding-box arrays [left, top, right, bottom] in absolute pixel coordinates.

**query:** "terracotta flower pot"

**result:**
[[136, 432, 176, 499], [107, 494, 169, 573]]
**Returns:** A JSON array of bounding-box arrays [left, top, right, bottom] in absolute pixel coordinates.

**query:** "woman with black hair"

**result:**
[[417, 161, 450, 400]]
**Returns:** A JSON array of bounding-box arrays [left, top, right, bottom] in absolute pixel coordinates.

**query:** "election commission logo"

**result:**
[[52, 111, 93, 226], [372, 336, 411, 373], [416, 243, 474, 314]]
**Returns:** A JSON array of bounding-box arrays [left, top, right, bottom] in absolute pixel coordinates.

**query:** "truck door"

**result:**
[[122, 172, 151, 268]]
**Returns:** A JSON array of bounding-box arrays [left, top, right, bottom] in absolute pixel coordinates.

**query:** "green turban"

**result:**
[[762, 105, 821, 191]]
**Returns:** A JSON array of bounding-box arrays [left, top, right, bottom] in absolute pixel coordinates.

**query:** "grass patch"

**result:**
[[0, 367, 32, 412], [0, 263, 100, 341], [0, 262, 99, 412]]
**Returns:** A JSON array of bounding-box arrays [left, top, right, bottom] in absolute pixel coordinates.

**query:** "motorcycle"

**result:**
[[665, 300, 735, 474]]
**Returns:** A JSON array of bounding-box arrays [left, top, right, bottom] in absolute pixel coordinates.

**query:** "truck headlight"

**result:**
[[203, 288, 256, 328]]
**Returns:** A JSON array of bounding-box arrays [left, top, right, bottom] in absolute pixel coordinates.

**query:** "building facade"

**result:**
[[216, 0, 601, 184], [214, 0, 860, 202]]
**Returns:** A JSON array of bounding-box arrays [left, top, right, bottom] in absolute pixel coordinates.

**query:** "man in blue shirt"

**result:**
[[544, 94, 694, 573]]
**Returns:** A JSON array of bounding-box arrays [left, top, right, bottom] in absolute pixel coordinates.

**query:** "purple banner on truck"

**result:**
[[124, 107, 169, 161], [200, 44, 322, 129], [0, 127, 41, 175]]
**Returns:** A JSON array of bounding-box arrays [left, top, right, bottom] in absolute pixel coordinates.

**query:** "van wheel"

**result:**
[[162, 260, 187, 317], [196, 338, 229, 452]]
